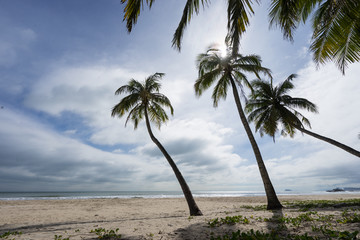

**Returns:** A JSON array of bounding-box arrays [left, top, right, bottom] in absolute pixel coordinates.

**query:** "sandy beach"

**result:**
[[1, 194, 359, 239]]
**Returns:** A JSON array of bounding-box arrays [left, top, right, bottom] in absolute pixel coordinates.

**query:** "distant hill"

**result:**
[[326, 187, 360, 192]]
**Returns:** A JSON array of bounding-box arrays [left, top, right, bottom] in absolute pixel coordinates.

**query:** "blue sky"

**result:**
[[0, 0, 359, 193]]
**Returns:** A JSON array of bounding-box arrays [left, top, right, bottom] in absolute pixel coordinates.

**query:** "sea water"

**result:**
[[0, 190, 353, 201]]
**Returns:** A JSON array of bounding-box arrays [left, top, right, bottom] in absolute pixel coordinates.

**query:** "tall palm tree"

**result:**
[[111, 73, 203, 216], [245, 74, 360, 158], [269, 0, 360, 74], [195, 47, 283, 210], [120, 0, 258, 55]]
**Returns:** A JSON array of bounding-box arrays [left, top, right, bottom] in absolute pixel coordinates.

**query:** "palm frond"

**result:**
[[275, 74, 296, 96], [212, 74, 230, 107], [172, 0, 209, 51], [245, 74, 319, 140], [195, 70, 222, 96], [148, 102, 169, 129], [227, 0, 258, 55], [310, 0, 360, 73], [112, 73, 173, 130], [151, 93, 174, 115], [121, 0, 156, 33], [268, 0, 301, 41], [283, 96, 318, 113], [111, 94, 141, 117], [125, 104, 144, 129]]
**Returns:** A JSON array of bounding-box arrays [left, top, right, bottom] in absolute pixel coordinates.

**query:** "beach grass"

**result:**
[[209, 198, 360, 240]]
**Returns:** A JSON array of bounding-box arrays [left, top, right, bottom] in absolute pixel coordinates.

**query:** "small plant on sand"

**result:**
[[338, 209, 360, 223], [311, 225, 359, 239], [208, 215, 250, 228], [284, 199, 360, 211], [240, 205, 267, 211], [210, 229, 281, 240], [0, 231, 22, 239], [146, 232, 154, 240], [277, 212, 317, 228], [90, 228, 122, 239], [54, 235, 70, 240]]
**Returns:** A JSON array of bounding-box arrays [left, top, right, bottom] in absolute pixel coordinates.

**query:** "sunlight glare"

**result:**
[[212, 42, 227, 57], [218, 43, 227, 57]]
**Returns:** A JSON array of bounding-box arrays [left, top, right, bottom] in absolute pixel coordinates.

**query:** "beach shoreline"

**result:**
[[1, 194, 359, 239]]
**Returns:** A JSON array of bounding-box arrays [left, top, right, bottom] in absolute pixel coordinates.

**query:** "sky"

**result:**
[[0, 0, 359, 193]]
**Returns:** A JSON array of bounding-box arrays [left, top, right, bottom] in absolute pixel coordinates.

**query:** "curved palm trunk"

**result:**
[[144, 108, 203, 216], [293, 125, 360, 158], [230, 78, 283, 210]]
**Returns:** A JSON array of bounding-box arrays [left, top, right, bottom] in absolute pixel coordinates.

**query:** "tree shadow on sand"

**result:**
[[173, 221, 238, 240], [265, 209, 291, 237]]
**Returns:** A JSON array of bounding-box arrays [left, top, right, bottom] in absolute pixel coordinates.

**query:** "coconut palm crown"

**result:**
[[245, 74, 318, 140], [112, 73, 203, 216], [195, 47, 271, 104], [112, 72, 173, 129], [245, 74, 360, 158], [195, 46, 283, 210]]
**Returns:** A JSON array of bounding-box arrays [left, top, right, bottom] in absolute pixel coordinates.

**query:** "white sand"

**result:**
[[1, 194, 359, 239]]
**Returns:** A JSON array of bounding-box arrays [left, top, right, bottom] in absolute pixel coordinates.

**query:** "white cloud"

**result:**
[[294, 61, 360, 145], [0, 108, 148, 191]]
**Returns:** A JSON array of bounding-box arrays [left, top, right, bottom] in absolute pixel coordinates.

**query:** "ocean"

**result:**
[[0, 190, 354, 201]]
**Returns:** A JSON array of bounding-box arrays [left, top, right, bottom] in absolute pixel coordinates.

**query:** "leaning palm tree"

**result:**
[[195, 46, 283, 210], [245, 74, 360, 158], [269, 0, 360, 74], [111, 73, 203, 216]]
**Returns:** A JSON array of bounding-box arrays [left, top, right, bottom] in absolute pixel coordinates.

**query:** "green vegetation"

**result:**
[[0, 231, 22, 240], [338, 209, 360, 224], [208, 215, 250, 228], [209, 199, 360, 240], [54, 235, 70, 240], [240, 205, 268, 211], [284, 199, 360, 211], [90, 228, 122, 239], [210, 228, 359, 240]]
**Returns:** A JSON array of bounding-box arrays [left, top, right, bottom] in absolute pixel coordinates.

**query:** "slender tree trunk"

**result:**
[[144, 108, 203, 216], [293, 125, 360, 158], [230, 78, 282, 210]]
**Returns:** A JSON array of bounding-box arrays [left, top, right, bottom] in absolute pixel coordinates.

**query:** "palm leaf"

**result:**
[[112, 73, 174, 129], [121, 0, 155, 33], [310, 0, 360, 73], [227, 0, 257, 55], [245, 75, 318, 140], [172, 0, 209, 51]]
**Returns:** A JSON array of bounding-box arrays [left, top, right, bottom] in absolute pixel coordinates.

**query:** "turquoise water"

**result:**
[[0, 190, 347, 201]]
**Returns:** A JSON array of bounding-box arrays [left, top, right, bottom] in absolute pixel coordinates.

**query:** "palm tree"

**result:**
[[120, 0, 258, 55], [111, 73, 203, 216], [245, 74, 360, 158], [195, 47, 283, 210], [269, 0, 360, 74]]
